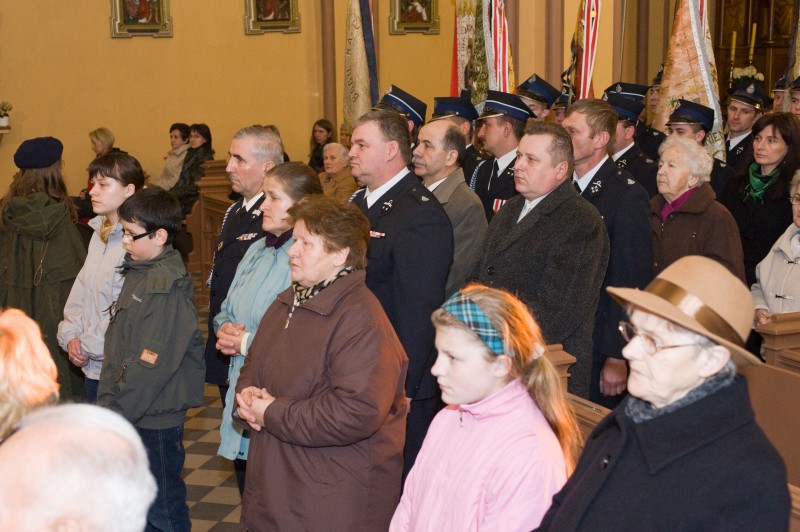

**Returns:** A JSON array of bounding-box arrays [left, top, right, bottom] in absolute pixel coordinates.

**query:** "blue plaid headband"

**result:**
[[441, 292, 507, 356]]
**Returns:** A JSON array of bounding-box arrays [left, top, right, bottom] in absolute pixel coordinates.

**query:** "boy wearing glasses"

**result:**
[[98, 187, 204, 532]]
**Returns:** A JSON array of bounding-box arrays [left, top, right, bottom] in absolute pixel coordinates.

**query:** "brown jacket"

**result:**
[[650, 184, 745, 282], [321, 167, 359, 202], [237, 270, 408, 531]]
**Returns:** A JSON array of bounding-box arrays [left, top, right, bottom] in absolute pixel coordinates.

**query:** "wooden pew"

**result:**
[[184, 160, 232, 282], [564, 362, 800, 530], [757, 311, 800, 376]]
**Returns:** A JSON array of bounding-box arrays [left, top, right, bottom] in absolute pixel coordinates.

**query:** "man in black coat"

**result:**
[[205, 127, 284, 403], [725, 81, 767, 173], [605, 93, 659, 197], [474, 122, 609, 399], [470, 90, 532, 221], [564, 99, 652, 404], [350, 110, 453, 478]]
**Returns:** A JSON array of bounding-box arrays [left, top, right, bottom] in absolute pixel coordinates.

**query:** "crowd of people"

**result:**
[[0, 66, 797, 531]]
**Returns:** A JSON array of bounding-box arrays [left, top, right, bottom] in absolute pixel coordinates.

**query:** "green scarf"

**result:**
[[744, 163, 781, 202]]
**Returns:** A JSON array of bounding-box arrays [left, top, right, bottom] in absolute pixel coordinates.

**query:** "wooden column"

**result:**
[[636, 1, 649, 84], [544, 0, 564, 85], [320, 0, 337, 123], [506, 0, 520, 83]]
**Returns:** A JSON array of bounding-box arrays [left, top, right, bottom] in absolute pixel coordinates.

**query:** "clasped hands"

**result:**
[[216, 322, 246, 355], [236, 386, 275, 432]]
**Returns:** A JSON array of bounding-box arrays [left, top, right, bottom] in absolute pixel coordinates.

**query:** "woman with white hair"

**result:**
[[319, 142, 358, 201], [650, 136, 745, 280]]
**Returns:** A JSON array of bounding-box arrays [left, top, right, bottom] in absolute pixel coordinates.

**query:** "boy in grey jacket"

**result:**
[[98, 188, 205, 532]]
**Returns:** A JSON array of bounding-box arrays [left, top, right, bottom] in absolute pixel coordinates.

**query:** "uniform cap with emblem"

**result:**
[[14, 136, 64, 169], [603, 82, 649, 102], [773, 74, 787, 93], [517, 73, 561, 107], [374, 85, 427, 126], [553, 88, 573, 109], [666, 99, 715, 132], [479, 90, 532, 122], [604, 93, 645, 123], [789, 75, 800, 94], [649, 64, 664, 88], [728, 81, 768, 110], [431, 96, 479, 121]]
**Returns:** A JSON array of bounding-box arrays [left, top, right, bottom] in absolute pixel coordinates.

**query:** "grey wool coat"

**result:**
[[474, 180, 610, 398]]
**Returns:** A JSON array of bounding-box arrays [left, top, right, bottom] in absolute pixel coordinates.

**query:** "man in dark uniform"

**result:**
[[471, 90, 532, 221], [552, 88, 572, 125], [605, 93, 659, 197], [666, 99, 733, 198], [605, 80, 666, 160], [349, 110, 453, 479], [726, 81, 767, 173], [563, 99, 652, 405], [771, 74, 787, 112], [642, 66, 669, 159], [374, 84, 427, 149], [205, 126, 284, 404], [789, 75, 800, 117], [517, 72, 562, 121], [431, 94, 482, 184]]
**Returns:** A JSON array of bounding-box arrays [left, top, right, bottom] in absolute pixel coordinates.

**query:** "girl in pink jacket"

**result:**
[[391, 284, 579, 531]]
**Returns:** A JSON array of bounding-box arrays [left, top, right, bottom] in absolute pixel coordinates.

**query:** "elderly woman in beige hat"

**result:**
[[536, 256, 790, 531]]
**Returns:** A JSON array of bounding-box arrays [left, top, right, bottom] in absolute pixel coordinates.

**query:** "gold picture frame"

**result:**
[[390, 0, 439, 35], [110, 0, 172, 38], [245, 0, 301, 35]]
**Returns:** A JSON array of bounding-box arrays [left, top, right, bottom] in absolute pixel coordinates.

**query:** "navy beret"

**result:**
[[14, 137, 64, 169]]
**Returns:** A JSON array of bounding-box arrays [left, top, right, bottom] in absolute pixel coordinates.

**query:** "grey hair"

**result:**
[[791, 169, 800, 196], [12, 404, 157, 532], [658, 136, 713, 184], [322, 142, 350, 165], [234, 126, 284, 165]]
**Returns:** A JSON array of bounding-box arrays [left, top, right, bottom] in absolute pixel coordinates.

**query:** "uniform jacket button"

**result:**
[[487, 266, 495, 275], [602, 455, 611, 469]]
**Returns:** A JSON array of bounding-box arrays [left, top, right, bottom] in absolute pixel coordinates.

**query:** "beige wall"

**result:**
[[0, 0, 668, 193]]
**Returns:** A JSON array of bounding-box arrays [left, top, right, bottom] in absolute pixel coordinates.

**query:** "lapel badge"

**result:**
[[590, 180, 602, 194], [369, 230, 386, 239], [217, 242, 223, 251], [735, 146, 744, 155], [627, 178, 635, 185], [381, 199, 393, 213], [618, 158, 628, 168], [252, 210, 262, 217]]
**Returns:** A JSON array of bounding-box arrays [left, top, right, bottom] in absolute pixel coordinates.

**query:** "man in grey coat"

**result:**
[[413, 119, 487, 297], [474, 122, 610, 398]]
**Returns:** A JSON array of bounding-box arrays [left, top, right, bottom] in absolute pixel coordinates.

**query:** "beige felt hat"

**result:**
[[607, 256, 760, 366]]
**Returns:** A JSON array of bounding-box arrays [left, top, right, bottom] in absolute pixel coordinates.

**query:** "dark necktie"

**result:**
[[573, 180, 582, 194], [487, 161, 500, 190]]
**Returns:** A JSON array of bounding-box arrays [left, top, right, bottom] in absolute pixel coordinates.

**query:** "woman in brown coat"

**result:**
[[236, 196, 408, 531], [650, 137, 745, 281]]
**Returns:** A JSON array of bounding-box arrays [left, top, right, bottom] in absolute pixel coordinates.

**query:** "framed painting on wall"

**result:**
[[111, 0, 172, 38], [245, 0, 301, 34], [390, 0, 439, 35]]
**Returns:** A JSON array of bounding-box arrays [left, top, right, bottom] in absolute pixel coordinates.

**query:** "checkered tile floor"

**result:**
[[183, 385, 241, 531]]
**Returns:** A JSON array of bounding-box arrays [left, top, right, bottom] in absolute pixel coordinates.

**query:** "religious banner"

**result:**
[[654, 0, 725, 162], [561, 0, 601, 102], [452, 0, 515, 106], [343, 0, 379, 128]]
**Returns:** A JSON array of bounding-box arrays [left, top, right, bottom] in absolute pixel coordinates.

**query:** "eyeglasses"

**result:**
[[618, 321, 696, 355], [122, 229, 156, 242], [789, 195, 800, 205]]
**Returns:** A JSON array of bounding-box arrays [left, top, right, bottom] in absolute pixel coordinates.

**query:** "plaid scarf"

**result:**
[[283, 267, 353, 329]]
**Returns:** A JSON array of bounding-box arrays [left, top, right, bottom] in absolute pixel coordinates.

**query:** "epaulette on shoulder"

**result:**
[[407, 185, 434, 205]]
